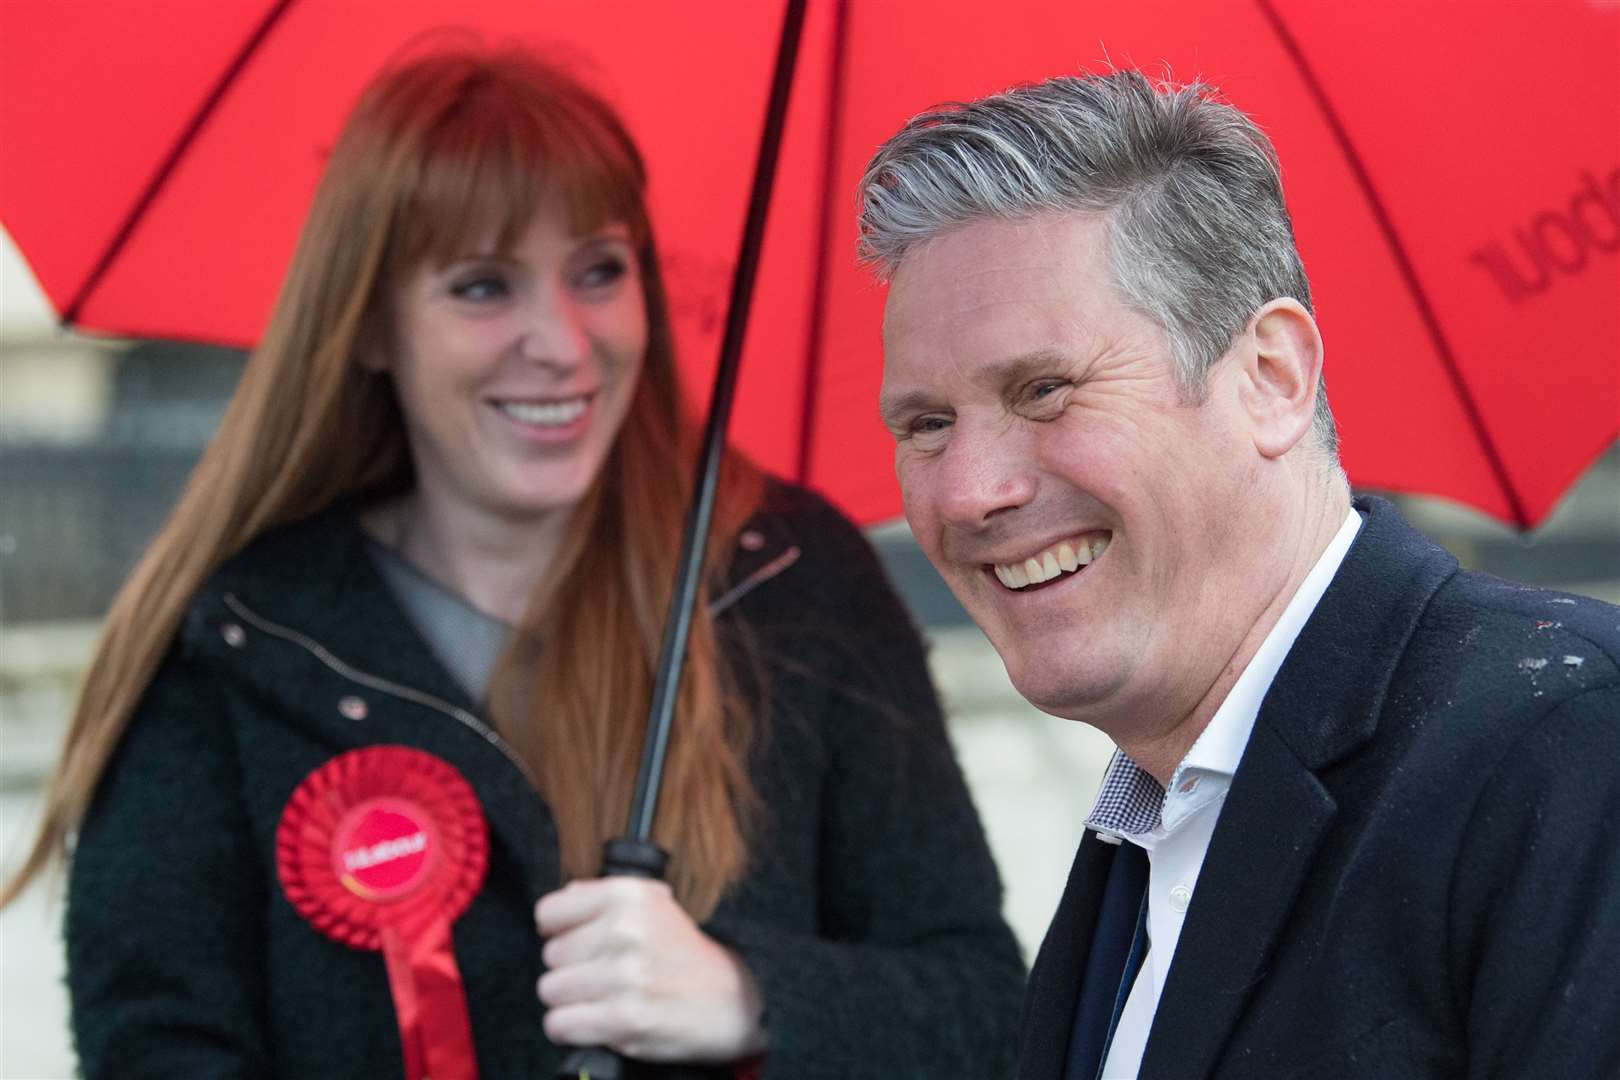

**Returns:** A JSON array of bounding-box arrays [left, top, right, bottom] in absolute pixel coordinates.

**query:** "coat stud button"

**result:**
[[220, 623, 246, 647], [337, 695, 369, 721], [739, 529, 765, 551]]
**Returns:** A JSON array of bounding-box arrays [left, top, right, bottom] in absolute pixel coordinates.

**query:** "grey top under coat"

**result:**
[[365, 537, 509, 702]]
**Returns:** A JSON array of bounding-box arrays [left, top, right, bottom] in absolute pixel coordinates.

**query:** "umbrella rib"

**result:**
[[795, 0, 852, 485], [1254, 0, 1531, 529], [62, 0, 300, 329]]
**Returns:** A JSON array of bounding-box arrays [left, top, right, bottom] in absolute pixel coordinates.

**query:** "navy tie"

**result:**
[[1065, 838, 1150, 1080]]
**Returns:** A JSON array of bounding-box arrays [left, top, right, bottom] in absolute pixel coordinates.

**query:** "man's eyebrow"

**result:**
[[975, 348, 1074, 390], [878, 388, 937, 426]]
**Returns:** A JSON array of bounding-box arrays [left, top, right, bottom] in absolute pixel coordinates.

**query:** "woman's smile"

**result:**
[[490, 393, 597, 443]]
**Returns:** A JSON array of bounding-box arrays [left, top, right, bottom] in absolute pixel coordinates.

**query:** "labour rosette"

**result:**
[[277, 746, 488, 1080]]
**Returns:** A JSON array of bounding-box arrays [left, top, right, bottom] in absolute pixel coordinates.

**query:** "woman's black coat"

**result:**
[[66, 484, 1025, 1079]]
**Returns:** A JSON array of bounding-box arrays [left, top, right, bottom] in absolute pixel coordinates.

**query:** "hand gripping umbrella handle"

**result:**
[[553, 840, 670, 1080]]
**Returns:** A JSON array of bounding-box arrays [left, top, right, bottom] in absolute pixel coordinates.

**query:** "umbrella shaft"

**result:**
[[624, 0, 810, 843]]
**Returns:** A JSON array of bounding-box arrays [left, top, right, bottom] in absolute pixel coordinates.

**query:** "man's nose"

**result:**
[[934, 425, 1036, 528], [516, 283, 589, 369]]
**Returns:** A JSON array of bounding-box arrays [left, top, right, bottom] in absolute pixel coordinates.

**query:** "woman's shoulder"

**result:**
[[185, 500, 373, 632], [750, 477, 874, 560], [212, 500, 360, 579], [726, 476, 909, 621]]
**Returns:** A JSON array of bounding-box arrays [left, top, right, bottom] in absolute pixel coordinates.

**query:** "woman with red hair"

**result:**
[[4, 45, 1023, 1079]]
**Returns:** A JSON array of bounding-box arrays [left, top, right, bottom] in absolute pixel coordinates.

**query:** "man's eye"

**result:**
[[909, 416, 953, 438], [450, 275, 510, 302], [1019, 380, 1069, 417]]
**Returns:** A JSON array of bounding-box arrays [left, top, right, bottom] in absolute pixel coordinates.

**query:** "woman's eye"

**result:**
[[577, 256, 629, 289], [450, 274, 510, 302]]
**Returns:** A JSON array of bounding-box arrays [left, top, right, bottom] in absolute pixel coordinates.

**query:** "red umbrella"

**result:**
[[2, 0, 1615, 528]]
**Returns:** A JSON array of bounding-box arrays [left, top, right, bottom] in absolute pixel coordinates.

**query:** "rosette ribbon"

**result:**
[[277, 746, 489, 1080]]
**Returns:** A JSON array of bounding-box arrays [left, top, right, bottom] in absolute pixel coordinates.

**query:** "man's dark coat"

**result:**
[[1020, 496, 1620, 1079]]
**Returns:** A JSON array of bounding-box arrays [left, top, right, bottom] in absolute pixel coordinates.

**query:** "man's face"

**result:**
[[881, 212, 1271, 735]]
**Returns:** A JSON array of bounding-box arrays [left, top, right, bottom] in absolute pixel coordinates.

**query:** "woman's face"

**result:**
[[382, 208, 648, 531]]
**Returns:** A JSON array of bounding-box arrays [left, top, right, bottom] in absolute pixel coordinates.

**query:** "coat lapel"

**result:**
[[1140, 497, 1459, 1076], [1138, 722, 1336, 1077], [1019, 831, 1118, 1080]]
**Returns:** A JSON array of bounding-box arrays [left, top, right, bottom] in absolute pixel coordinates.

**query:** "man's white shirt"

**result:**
[[1092, 508, 1363, 1079]]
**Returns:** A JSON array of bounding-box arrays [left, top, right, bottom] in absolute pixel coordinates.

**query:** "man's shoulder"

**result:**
[[1336, 496, 1620, 701], [1378, 571, 1620, 798], [1283, 498, 1618, 776], [1413, 569, 1620, 692]]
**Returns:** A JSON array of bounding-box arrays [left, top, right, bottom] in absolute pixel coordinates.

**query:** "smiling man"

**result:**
[[859, 72, 1620, 1080]]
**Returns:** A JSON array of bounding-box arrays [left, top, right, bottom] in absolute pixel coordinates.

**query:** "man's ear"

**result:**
[[1237, 298, 1323, 460]]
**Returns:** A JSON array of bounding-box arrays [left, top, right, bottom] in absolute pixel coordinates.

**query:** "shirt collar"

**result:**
[[1086, 507, 1364, 840]]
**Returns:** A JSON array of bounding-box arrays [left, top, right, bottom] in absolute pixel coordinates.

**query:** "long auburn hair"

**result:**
[[3, 47, 764, 919]]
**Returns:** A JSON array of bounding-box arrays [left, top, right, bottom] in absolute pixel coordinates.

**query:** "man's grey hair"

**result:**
[[858, 70, 1338, 458]]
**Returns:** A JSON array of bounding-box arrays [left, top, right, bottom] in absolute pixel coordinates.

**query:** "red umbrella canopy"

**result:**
[[2, 0, 1615, 528]]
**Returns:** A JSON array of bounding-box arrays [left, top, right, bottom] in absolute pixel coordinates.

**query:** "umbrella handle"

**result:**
[[551, 838, 670, 1080]]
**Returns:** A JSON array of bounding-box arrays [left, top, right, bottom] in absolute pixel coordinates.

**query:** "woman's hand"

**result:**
[[535, 877, 767, 1063]]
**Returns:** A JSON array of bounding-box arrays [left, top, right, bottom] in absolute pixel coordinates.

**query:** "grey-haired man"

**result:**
[[860, 72, 1620, 1080]]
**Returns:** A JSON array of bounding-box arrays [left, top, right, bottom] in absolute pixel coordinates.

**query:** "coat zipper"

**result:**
[[221, 592, 540, 788], [219, 544, 800, 789], [710, 545, 800, 616]]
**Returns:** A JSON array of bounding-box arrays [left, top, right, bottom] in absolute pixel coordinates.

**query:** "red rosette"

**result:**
[[277, 745, 486, 943], [276, 746, 488, 1080]]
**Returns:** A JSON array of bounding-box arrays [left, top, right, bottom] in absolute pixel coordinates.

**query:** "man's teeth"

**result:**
[[993, 534, 1110, 589], [498, 398, 587, 426]]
